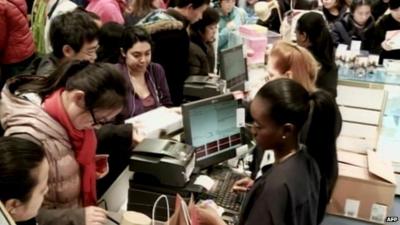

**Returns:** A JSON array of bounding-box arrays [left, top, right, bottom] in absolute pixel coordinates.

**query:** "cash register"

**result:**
[[183, 45, 248, 100], [127, 94, 249, 220]]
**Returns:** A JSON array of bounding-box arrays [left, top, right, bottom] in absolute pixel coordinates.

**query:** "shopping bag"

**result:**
[[164, 194, 199, 225]]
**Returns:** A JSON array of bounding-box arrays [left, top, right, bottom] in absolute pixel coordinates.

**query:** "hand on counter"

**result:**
[[85, 206, 107, 225], [131, 122, 145, 145]]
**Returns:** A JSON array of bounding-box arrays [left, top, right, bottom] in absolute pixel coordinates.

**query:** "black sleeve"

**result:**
[[374, 19, 386, 55], [244, 182, 290, 225], [151, 29, 190, 106], [331, 21, 352, 47], [364, 27, 380, 54], [96, 123, 133, 154], [95, 123, 133, 197], [372, 1, 389, 21]]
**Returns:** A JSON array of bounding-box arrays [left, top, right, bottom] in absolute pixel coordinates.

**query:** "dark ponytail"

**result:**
[[10, 60, 128, 111], [10, 60, 91, 97], [304, 89, 341, 223], [306, 90, 339, 188], [296, 12, 335, 69]]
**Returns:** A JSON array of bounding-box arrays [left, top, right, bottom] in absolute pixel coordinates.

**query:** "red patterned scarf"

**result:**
[[43, 88, 97, 206]]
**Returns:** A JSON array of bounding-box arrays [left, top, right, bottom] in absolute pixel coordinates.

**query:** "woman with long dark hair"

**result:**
[[296, 12, 338, 97], [116, 26, 172, 119]]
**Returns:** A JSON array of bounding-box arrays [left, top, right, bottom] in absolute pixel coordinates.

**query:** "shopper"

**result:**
[[137, 0, 210, 105], [33, 10, 99, 77], [188, 7, 220, 75], [216, 0, 247, 51], [375, 0, 400, 63], [0, 61, 128, 224], [321, 0, 348, 28], [331, 0, 377, 54], [0, 0, 36, 89]]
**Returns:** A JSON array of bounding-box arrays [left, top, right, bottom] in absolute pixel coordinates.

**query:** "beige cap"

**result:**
[[120, 211, 152, 225]]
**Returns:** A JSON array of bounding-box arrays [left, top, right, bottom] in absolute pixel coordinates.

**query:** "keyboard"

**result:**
[[205, 168, 246, 213]]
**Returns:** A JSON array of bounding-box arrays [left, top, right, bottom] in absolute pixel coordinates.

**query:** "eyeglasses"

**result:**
[[89, 109, 108, 125]]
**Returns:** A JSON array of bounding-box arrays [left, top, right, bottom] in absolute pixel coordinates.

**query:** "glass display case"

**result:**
[[323, 70, 400, 225], [339, 67, 400, 165]]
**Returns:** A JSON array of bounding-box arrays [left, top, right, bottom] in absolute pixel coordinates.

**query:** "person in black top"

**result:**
[[375, 0, 400, 63], [188, 7, 220, 75], [321, 0, 348, 28], [96, 22, 124, 64], [331, 0, 377, 53], [296, 12, 338, 97], [371, 0, 389, 20], [137, 0, 210, 106], [199, 79, 339, 225]]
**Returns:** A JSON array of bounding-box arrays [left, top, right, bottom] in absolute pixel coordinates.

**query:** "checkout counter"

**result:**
[[101, 61, 400, 225]]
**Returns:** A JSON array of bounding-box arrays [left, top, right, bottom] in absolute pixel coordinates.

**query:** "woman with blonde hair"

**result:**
[[266, 40, 319, 92]]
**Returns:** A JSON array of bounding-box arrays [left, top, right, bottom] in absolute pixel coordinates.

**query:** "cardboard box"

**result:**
[[395, 173, 400, 196], [327, 150, 396, 224]]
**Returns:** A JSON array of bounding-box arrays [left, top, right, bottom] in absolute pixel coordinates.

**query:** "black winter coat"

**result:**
[[331, 13, 378, 53]]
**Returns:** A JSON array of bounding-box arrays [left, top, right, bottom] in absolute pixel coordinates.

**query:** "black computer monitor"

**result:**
[[182, 93, 242, 169], [219, 45, 248, 91]]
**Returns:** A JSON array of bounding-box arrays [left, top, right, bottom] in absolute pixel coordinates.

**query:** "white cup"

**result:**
[[120, 211, 152, 225]]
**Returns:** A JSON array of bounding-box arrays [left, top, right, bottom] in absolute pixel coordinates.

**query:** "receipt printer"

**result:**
[[183, 75, 222, 99], [130, 138, 195, 187]]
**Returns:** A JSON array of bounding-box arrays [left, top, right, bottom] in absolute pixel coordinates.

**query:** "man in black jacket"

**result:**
[[138, 0, 210, 105]]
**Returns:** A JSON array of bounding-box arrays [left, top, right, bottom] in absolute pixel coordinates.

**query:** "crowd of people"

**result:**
[[0, 0, 398, 225]]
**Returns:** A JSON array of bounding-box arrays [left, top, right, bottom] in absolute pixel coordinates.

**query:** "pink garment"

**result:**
[[0, 88, 81, 209], [86, 0, 124, 24]]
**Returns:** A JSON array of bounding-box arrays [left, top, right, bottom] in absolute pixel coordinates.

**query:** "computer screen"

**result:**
[[0, 202, 15, 225], [219, 45, 248, 91], [182, 94, 241, 169]]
